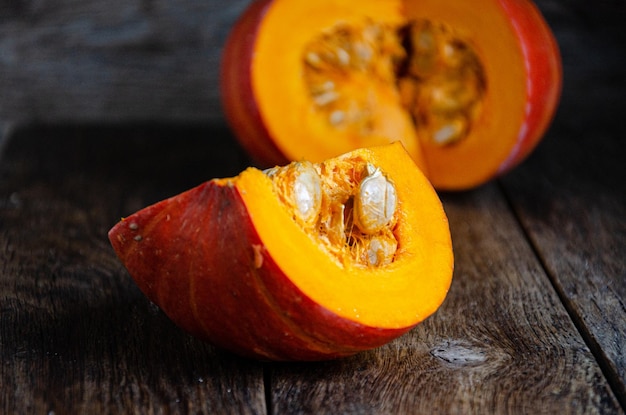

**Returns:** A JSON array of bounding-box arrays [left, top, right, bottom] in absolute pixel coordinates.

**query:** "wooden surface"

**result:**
[[1, 0, 626, 413], [0, 0, 249, 124]]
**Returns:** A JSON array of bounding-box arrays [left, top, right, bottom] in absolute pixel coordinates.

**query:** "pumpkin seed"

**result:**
[[354, 164, 397, 234], [292, 162, 322, 224], [366, 234, 398, 266]]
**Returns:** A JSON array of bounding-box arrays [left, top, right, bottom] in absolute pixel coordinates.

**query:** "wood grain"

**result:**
[[0, 125, 264, 414], [0, 0, 252, 123], [269, 185, 622, 414], [500, 0, 626, 404]]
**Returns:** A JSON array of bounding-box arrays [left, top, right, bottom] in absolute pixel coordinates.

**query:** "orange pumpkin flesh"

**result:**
[[109, 143, 453, 361], [220, 0, 561, 190]]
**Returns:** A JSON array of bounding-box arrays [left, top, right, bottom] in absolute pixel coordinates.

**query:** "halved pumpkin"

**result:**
[[221, 0, 561, 190], [109, 143, 453, 360]]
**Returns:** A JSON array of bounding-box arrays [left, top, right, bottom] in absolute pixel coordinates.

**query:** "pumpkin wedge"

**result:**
[[221, 0, 561, 190], [109, 143, 453, 361]]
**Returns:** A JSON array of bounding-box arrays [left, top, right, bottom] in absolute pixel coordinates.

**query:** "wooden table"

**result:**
[[1, 1, 624, 413]]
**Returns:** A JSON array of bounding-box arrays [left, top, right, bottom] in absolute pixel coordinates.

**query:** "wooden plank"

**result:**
[[0, 125, 265, 414], [0, 0, 252, 123], [269, 185, 622, 414], [500, 0, 626, 405]]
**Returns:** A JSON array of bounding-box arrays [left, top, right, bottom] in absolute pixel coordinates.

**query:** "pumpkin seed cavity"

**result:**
[[265, 157, 398, 268], [303, 19, 486, 146]]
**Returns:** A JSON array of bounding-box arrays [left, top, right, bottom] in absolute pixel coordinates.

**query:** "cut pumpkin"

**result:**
[[109, 143, 453, 360], [221, 0, 561, 190]]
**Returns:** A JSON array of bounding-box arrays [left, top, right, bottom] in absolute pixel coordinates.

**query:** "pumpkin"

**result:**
[[220, 0, 561, 190], [108, 143, 453, 361]]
